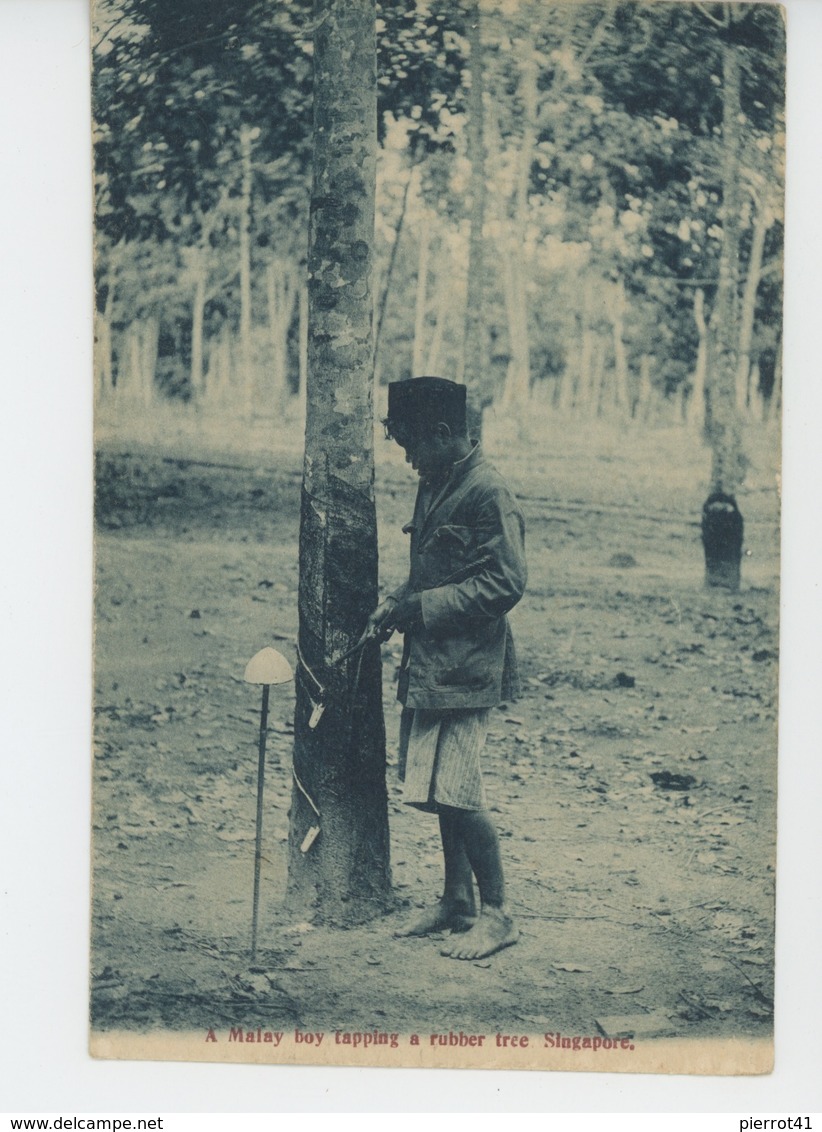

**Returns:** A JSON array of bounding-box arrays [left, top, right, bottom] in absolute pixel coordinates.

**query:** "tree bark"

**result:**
[[424, 240, 450, 376], [239, 126, 254, 418], [94, 240, 121, 404], [703, 10, 745, 590], [267, 259, 297, 412], [736, 198, 769, 415], [119, 318, 157, 407], [638, 354, 653, 422], [497, 30, 538, 416], [94, 309, 113, 404], [297, 280, 308, 415], [374, 166, 413, 384], [412, 207, 430, 377], [608, 277, 631, 417], [462, 0, 487, 437], [574, 280, 595, 416], [687, 287, 708, 433], [208, 328, 233, 408], [557, 309, 582, 413], [498, 240, 532, 411], [287, 0, 391, 924], [140, 316, 160, 409], [122, 324, 141, 402], [190, 246, 207, 401]]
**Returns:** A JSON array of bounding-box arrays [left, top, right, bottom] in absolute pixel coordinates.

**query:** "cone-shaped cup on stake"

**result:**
[[244, 647, 293, 960]]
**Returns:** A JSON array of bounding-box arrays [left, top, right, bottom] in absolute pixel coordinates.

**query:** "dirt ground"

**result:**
[[90, 418, 779, 1049]]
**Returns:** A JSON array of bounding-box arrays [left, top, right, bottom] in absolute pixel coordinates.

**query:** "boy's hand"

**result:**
[[366, 597, 399, 642], [385, 591, 423, 633]]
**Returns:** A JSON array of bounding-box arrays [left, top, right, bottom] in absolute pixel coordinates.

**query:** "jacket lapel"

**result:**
[[415, 444, 484, 546]]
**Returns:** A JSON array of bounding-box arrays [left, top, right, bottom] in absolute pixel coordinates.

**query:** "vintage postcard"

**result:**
[[90, 0, 783, 1073]]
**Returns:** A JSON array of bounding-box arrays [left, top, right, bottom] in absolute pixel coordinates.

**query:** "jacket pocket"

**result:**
[[423, 523, 474, 576], [426, 525, 495, 587]]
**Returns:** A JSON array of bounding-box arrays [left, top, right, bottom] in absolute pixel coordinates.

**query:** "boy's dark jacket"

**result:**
[[392, 444, 527, 710]]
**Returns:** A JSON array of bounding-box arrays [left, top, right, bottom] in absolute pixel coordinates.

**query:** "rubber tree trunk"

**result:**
[[140, 316, 159, 409], [95, 240, 121, 403], [411, 204, 430, 376], [373, 167, 413, 385], [425, 236, 450, 376], [608, 276, 631, 418], [121, 318, 157, 408], [297, 281, 308, 416], [736, 198, 769, 414], [687, 287, 708, 433], [267, 259, 297, 412], [94, 308, 113, 404], [500, 29, 537, 414], [190, 245, 207, 401], [239, 126, 254, 419], [462, 0, 487, 440], [703, 15, 745, 590], [286, 0, 392, 925]]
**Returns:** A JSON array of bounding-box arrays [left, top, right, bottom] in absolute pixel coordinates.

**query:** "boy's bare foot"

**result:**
[[440, 907, 518, 959], [394, 900, 476, 938]]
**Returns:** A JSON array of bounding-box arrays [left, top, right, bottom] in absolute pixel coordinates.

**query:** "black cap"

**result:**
[[386, 377, 467, 437]]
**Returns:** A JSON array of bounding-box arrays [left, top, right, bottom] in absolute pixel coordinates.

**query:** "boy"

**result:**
[[368, 377, 527, 960]]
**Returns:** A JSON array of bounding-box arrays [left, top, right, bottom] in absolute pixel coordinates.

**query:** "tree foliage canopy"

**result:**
[[93, 0, 785, 422]]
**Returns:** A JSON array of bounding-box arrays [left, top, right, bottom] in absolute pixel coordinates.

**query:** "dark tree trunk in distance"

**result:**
[[286, 0, 392, 925], [703, 10, 745, 590], [701, 492, 744, 592]]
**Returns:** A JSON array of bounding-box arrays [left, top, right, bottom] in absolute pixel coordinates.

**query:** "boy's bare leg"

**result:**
[[440, 809, 518, 959], [394, 811, 477, 937]]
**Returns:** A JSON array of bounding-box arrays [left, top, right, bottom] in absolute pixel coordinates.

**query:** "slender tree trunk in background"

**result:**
[[503, 33, 537, 413], [94, 308, 113, 403], [750, 362, 764, 423], [208, 328, 233, 407], [297, 281, 309, 413], [425, 244, 450, 376], [190, 246, 207, 401], [574, 280, 595, 416], [287, 0, 391, 924], [95, 252, 120, 402], [120, 324, 141, 402], [120, 320, 156, 406], [736, 199, 769, 415], [638, 354, 653, 421], [412, 209, 430, 376], [140, 316, 160, 409], [557, 310, 580, 413], [95, 240, 121, 403], [499, 243, 530, 409], [374, 166, 413, 384], [462, 0, 487, 438], [592, 336, 606, 418], [239, 126, 254, 418], [556, 359, 573, 412], [687, 287, 708, 433], [608, 276, 631, 417], [267, 259, 297, 411], [771, 335, 782, 419], [576, 331, 593, 415], [702, 11, 745, 590]]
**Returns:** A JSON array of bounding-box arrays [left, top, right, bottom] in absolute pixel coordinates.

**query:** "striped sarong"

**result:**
[[398, 706, 491, 812]]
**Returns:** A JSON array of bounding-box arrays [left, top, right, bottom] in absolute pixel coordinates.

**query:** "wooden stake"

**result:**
[[243, 646, 293, 960], [251, 682, 270, 960]]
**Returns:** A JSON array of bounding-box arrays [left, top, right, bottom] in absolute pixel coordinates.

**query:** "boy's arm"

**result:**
[[366, 579, 412, 639], [420, 488, 527, 632]]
